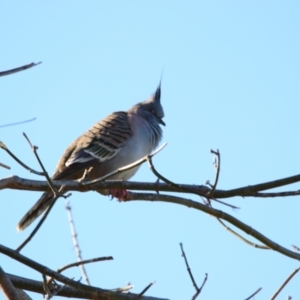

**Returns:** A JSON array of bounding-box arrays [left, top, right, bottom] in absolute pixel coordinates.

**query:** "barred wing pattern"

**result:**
[[52, 111, 132, 180], [66, 112, 132, 165]]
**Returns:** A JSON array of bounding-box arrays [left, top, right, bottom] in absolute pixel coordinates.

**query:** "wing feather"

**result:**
[[52, 111, 132, 180]]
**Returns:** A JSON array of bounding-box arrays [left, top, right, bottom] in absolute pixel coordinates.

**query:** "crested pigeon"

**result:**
[[17, 82, 165, 232]]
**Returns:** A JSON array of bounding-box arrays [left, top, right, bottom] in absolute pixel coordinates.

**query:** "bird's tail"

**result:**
[[16, 192, 55, 232]]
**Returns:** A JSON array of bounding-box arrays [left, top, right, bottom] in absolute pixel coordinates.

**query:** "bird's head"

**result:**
[[134, 81, 165, 126]]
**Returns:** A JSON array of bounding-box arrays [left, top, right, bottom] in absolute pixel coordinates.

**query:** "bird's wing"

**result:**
[[53, 111, 132, 179]]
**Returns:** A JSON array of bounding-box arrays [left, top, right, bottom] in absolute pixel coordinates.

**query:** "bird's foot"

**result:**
[[109, 189, 129, 201]]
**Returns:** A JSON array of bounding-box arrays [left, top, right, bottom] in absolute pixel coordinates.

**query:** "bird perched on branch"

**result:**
[[17, 82, 165, 232]]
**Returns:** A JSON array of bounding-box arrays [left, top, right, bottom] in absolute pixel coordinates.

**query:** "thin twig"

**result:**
[[244, 287, 262, 300], [179, 243, 199, 293], [0, 118, 36, 128], [0, 243, 167, 300], [84, 143, 167, 187], [216, 218, 269, 249], [58, 256, 113, 274], [192, 273, 208, 300], [0, 62, 41, 77], [292, 245, 300, 253], [124, 192, 300, 261], [0, 162, 10, 170], [16, 195, 57, 252], [251, 191, 300, 197], [208, 149, 220, 197], [0, 141, 43, 175], [23, 133, 57, 196], [65, 200, 90, 285], [8, 273, 167, 300], [210, 198, 239, 209], [137, 282, 155, 299], [146, 155, 205, 196], [270, 266, 300, 300]]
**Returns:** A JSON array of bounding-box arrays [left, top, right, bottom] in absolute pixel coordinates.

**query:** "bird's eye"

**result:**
[[151, 109, 156, 115]]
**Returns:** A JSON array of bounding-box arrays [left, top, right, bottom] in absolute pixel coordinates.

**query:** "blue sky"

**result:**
[[1, 1, 300, 299]]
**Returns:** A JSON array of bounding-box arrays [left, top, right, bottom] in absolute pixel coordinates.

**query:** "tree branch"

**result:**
[[124, 192, 300, 261], [0, 162, 10, 170], [270, 266, 300, 300], [207, 149, 220, 197], [65, 199, 90, 285], [137, 282, 155, 300], [216, 218, 269, 249], [0, 142, 44, 176], [0, 62, 41, 77], [0, 118, 36, 129], [244, 287, 262, 300], [3, 174, 300, 199], [179, 243, 199, 293], [0, 244, 168, 300], [8, 273, 166, 300], [0, 266, 21, 300]]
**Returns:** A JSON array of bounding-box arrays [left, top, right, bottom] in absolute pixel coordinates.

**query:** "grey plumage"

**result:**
[[17, 82, 165, 232]]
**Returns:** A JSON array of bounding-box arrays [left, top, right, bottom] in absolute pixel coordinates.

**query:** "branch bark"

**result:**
[[2, 174, 300, 198]]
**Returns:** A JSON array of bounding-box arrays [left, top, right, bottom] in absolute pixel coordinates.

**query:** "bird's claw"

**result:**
[[109, 189, 129, 201]]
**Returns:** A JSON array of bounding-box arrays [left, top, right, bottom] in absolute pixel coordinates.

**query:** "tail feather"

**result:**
[[17, 192, 55, 232]]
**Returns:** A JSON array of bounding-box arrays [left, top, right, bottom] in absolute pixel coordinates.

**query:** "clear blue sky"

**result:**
[[1, 2, 300, 299]]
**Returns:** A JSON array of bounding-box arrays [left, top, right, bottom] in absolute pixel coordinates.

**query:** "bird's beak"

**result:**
[[159, 119, 166, 126]]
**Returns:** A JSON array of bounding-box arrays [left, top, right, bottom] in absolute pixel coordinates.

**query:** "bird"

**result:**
[[17, 82, 165, 232]]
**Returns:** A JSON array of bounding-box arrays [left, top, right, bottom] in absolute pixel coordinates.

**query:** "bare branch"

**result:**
[[179, 243, 206, 299], [65, 199, 90, 285], [208, 149, 220, 197], [2, 174, 300, 199], [2, 172, 300, 261], [0, 244, 169, 300], [0, 162, 10, 170], [146, 155, 199, 196], [4, 171, 300, 200], [223, 174, 300, 198], [250, 191, 300, 197], [16, 194, 58, 252], [0, 118, 36, 129], [57, 256, 113, 274], [137, 282, 155, 299], [209, 198, 239, 209], [4, 139, 300, 200], [8, 273, 167, 300], [0, 175, 210, 194], [192, 273, 207, 300], [23, 132, 57, 196], [179, 243, 199, 293], [244, 287, 262, 300], [0, 62, 41, 77], [124, 192, 300, 261], [0, 266, 21, 300], [0, 142, 44, 175], [292, 245, 300, 253], [216, 218, 269, 249], [15, 289, 32, 300], [270, 266, 300, 300]]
